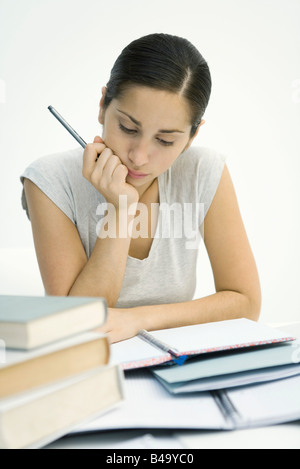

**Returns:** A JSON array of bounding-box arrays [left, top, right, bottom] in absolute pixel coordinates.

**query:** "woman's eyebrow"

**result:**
[[116, 109, 185, 133], [117, 109, 141, 126]]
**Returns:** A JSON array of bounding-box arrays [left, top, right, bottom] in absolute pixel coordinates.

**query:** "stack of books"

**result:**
[[0, 295, 124, 449]]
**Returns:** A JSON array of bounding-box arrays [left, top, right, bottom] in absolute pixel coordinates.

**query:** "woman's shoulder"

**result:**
[[20, 147, 94, 223], [168, 145, 226, 189], [174, 145, 226, 172], [165, 145, 226, 216], [20, 146, 93, 199], [21, 147, 84, 182]]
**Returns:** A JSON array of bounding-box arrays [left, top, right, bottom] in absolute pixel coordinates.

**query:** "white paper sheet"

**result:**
[[227, 374, 300, 427], [72, 369, 227, 433]]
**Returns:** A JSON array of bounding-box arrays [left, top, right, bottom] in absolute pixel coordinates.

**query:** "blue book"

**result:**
[[0, 295, 107, 350]]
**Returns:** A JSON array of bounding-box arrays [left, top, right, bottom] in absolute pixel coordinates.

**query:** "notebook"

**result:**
[[71, 368, 300, 433], [154, 363, 300, 394], [110, 318, 295, 370], [151, 340, 300, 393]]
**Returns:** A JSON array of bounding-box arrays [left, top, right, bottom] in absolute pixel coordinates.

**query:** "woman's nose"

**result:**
[[128, 141, 150, 168]]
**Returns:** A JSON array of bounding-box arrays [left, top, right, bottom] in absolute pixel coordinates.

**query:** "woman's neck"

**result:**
[[137, 177, 159, 204]]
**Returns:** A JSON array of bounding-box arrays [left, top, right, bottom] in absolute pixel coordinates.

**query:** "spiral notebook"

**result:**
[[111, 318, 296, 370], [72, 368, 300, 433]]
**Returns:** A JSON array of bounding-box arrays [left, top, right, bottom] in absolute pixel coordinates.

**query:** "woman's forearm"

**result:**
[[68, 208, 134, 305], [100, 290, 261, 343], [135, 290, 261, 332]]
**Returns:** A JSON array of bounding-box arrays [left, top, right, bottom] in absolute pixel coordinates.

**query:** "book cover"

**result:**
[[0, 332, 110, 398], [0, 295, 107, 349], [111, 319, 296, 370], [0, 364, 124, 449], [0, 295, 106, 323]]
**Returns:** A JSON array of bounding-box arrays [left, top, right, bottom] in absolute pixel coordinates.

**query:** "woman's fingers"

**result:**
[[113, 163, 129, 184], [82, 142, 106, 180], [83, 143, 126, 192], [95, 148, 116, 175], [82, 138, 138, 207], [101, 153, 123, 179], [83, 142, 122, 182], [93, 136, 104, 144]]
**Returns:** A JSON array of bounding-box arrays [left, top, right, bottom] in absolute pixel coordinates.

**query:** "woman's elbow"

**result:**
[[244, 288, 262, 322]]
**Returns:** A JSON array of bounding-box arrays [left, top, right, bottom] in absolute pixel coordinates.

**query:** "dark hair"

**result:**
[[103, 33, 211, 137]]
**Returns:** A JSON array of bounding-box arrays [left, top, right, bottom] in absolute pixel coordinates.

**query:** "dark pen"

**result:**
[[48, 105, 87, 149], [138, 329, 188, 365]]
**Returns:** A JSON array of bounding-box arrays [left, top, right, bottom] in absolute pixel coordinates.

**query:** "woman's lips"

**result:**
[[127, 168, 149, 179]]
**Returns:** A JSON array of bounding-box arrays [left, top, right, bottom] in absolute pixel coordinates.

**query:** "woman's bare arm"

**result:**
[[24, 178, 136, 305], [23, 139, 139, 305]]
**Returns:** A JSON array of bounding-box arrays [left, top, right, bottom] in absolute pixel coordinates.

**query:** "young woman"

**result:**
[[21, 33, 261, 343]]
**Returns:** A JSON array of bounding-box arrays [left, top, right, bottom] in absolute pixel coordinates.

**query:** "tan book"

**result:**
[[0, 364, 124, 449], [0, 332, 109, 398]]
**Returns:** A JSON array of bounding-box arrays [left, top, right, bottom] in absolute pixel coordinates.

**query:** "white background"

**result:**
[[0, 0, 299, 323]]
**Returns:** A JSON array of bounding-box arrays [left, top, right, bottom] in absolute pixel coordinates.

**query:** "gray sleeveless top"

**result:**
[[20, 146, 225, 308]]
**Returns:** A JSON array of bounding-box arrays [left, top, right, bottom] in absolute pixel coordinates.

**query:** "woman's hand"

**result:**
[[82, 136, 139, 208], [95, 307, 144, 344]]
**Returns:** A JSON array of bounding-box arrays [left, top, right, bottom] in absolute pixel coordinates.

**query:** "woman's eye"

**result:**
[[119, 123, 137, 134], [119, 123, 174, 146], [157, 138, 174, 147]]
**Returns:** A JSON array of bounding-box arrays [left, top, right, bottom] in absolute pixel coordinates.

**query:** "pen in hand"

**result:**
[[48, 105, 87, 149]]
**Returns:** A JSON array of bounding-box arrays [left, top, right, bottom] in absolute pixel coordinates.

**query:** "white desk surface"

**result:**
[[45, 321, 300, 450]]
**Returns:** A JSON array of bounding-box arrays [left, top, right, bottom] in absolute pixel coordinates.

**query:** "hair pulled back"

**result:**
[[103, 33, 211, 137]]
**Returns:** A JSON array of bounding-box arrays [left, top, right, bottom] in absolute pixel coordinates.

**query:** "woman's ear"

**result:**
[[184, 119, 205, 151], [98, 86, 107, 125]]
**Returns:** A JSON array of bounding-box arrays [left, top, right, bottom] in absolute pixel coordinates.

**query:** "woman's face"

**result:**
[[98, 85, 202, 191]]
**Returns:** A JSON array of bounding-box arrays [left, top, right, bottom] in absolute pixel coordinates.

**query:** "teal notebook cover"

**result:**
[[0, 295, 104, 323], [151, 342, 299, 384], [153, 363, 300, 394]]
